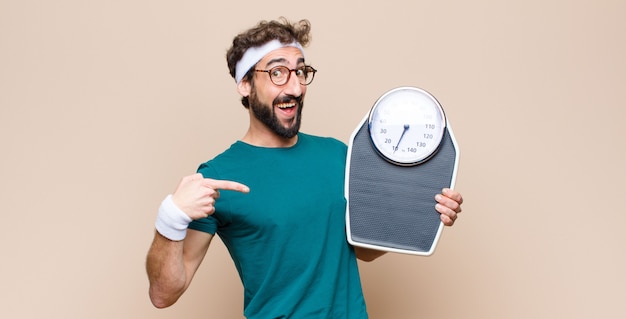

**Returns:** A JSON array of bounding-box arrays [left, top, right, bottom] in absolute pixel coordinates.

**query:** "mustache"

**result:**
[[273, 94, 303, 106]]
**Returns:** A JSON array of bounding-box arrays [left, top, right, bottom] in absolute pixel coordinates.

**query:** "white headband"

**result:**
[[234, 39, 305, 83]]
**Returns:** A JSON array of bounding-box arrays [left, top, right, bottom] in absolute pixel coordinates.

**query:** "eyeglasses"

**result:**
[[254, 65, 317, 86]]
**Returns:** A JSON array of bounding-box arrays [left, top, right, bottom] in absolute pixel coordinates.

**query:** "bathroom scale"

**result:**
[[345, 86, 459, 256]]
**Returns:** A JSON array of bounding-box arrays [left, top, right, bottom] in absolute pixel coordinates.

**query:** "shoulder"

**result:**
[[298, 133, 347, 151], [196, 141, 245, 178]]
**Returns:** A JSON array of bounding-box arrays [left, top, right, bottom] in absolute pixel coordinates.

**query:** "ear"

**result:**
[[237, 79, 251, 97]]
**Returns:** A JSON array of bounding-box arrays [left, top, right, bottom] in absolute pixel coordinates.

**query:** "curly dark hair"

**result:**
[[226, 17, 312, 83]]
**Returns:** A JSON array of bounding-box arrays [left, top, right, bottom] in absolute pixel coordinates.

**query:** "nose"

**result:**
[[282, 70, 303, 97]]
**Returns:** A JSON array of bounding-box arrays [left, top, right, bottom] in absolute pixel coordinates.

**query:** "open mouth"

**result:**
[[275, 101, 297, 109]]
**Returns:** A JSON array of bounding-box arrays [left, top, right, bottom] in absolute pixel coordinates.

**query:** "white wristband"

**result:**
[[155, 194, 193, 241]]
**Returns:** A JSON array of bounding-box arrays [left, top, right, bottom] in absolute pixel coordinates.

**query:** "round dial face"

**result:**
[[368, 87, 446, 166]]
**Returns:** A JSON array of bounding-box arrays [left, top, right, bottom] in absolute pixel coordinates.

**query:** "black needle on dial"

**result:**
[[394, 124, 410, 153]]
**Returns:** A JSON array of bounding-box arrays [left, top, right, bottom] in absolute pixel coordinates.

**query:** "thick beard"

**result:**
[[249, 92, 303, 139]]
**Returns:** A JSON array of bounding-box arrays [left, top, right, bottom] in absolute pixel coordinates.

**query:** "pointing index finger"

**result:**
[[203, 178, 250, 193]]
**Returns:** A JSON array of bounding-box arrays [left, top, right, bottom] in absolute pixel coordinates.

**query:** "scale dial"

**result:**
[[368, 87, 447, 166]]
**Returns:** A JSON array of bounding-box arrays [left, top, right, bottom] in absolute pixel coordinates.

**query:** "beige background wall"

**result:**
[[1, 0, 624, 318]]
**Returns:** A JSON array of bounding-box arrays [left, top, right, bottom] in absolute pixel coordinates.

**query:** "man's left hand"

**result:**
[[435, 188, 463, 226]]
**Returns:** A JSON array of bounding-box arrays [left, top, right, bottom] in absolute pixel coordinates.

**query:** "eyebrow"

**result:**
[[264, 57, 306, 68]]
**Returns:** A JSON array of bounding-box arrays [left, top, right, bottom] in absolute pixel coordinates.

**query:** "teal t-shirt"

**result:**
[[188, 133, 368, 319]]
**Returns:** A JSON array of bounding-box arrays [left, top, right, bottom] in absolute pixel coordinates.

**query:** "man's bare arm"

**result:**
[[146, 229, 213, 308]]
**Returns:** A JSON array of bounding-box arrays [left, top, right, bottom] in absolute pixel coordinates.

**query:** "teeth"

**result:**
[[276, 102, 295, 109]]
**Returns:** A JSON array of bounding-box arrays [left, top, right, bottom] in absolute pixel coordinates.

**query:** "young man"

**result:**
[[146, 18, 463, 318]]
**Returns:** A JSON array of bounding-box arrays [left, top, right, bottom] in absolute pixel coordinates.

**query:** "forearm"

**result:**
[[354, 246, 387, 262], [146, 174, 238, 307], [146, 231, 188, 308]]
